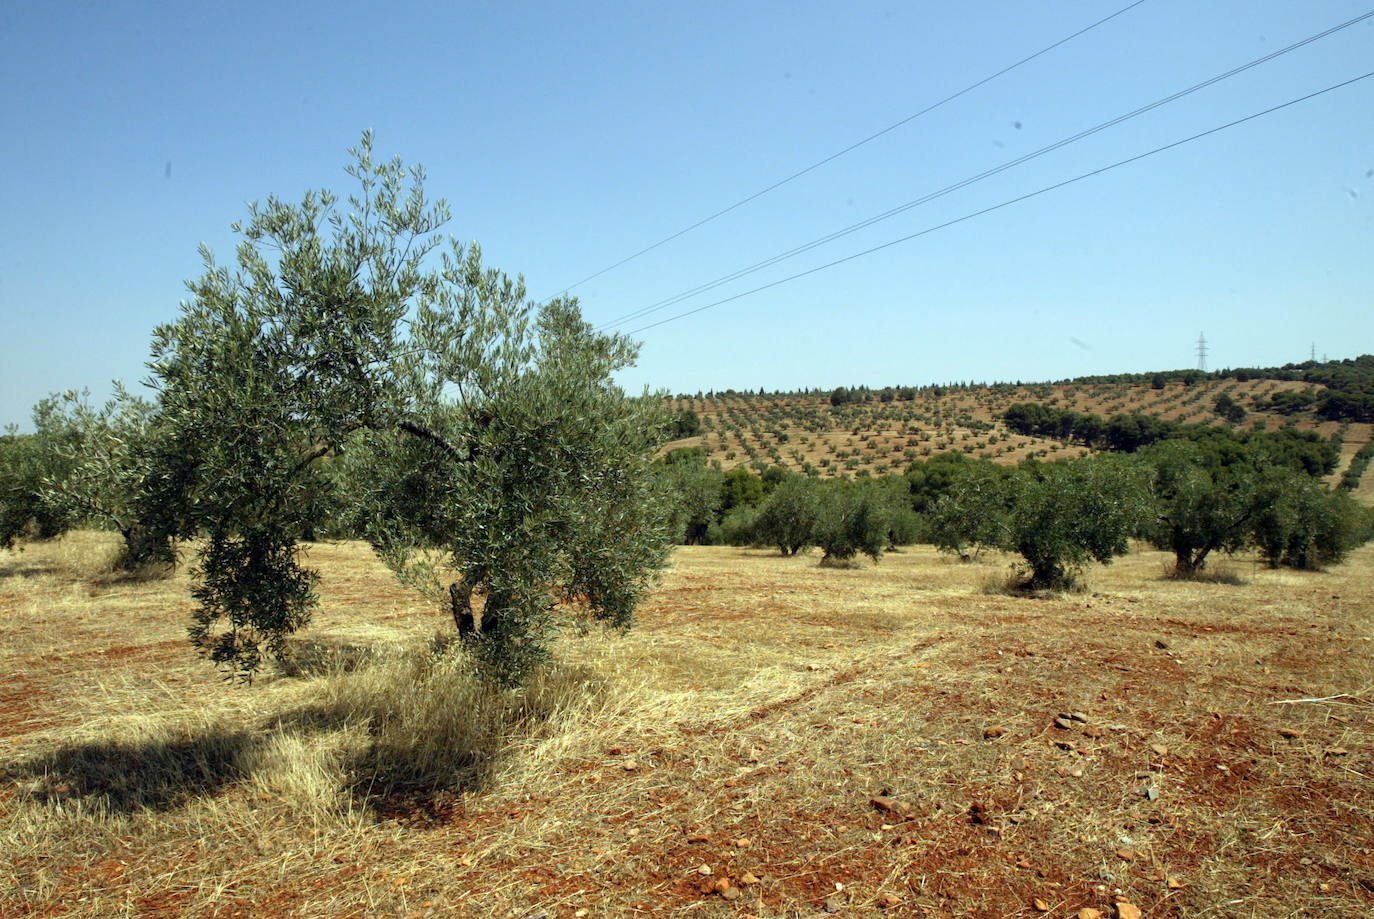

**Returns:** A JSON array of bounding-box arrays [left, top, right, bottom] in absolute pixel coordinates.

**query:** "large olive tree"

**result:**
[[148, 134, 672, 682]]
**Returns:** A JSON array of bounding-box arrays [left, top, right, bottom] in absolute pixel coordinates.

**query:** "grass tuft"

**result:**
[[311, 642, 608, 794], [1160, 560, 1250, 585]]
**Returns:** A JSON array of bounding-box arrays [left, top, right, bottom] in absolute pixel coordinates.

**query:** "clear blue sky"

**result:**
[[2, 1, 1371, 427]]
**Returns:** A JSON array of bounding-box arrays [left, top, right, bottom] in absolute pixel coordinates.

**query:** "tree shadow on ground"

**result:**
[[0, 555, 62, 579], [2, 728, 256, 813], [5, 643, 588, 822]]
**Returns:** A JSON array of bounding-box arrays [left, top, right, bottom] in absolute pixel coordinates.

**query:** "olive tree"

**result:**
[[25, 387, 177, 571], [931, 455, 1149, 589], [655, 453, 724, 545], [0, 415, 77, 549], [1006, 455, 1150, 589], [814, 479, 893, 565], [1140, 440, 1262, 577], [148, 134, 672, 682], [752, 474, 820, 556], [1251, 468, 1366, 571], [926, 463, 1012, 562]]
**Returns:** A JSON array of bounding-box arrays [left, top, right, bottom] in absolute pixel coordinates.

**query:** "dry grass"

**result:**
[[3, 532, 1373, 918]]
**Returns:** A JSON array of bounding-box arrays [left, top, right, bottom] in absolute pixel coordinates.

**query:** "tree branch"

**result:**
[[397, 419, 465, 461], [291, 445, 332, 475]]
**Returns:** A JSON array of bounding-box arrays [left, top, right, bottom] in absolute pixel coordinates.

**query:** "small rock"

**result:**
[[870, 795, 912, 816], [822, 895, 843, 913], [1079, 910, 1103, 919], [1117, 848, 1137, 861], [1115, 902, 1142, 919], [721, 887, 742, 901], [734, 837, 751, 848], [1033, 897, 1051, 912], [1277, 728, 1301, 739], [1325, 747, 1350, 757], [623, 759, 639, 771], [739, 872, 760, 885], [1054, 717, 1074, 730], [686, 832, 710, 844], [1155, 639, 1169, 650], [983, 724, 1007, 739], [1141, 785, 1159, 801], [1149, 743, 1169, 756], [807, 663, 822, 672], [697, 864, 713, 876], [712, 878, 731, 894], [1166, 877, 1183, 889], [876, 892, 902, 908], [1070, 711, 1090, 723]]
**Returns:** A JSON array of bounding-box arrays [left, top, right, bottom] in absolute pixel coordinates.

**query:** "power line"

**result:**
[[600, 8, 1374, 331], [540, 0, 1152, 300], [623, 70, 1374, 337]]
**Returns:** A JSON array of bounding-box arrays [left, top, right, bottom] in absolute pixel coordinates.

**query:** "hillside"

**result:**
[[665, 377, 1373, 492]]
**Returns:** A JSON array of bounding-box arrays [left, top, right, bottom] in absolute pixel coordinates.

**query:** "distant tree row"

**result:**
[[1002, 402, 1340, 475], [655, 452, 918, 564], [654, 440, 1371, 590], [828, 385, 920, 406], [1070, 355, 1374, 423], [678, 354, 1374, 422], [1342, 440, 1374, 491]]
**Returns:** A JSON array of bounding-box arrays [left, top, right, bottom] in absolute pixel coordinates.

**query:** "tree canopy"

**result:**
[[146, 134, 672, 681]]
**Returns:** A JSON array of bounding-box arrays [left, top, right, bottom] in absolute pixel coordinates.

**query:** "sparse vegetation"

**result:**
[[7, 307, 1374, 918], [4, 533, 1373, 918]]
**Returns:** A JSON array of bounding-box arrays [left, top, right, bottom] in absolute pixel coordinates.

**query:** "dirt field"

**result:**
[[3, 534, 1372, 918]]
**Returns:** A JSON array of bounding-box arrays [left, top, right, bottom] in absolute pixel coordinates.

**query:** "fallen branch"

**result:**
[[1267, 693, 1363, 705]]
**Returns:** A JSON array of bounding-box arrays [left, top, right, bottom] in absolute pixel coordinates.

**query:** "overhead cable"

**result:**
[[541, 0, 1151, 300], [600, 8, 1374, 331], [624, 70, 1374, 336]]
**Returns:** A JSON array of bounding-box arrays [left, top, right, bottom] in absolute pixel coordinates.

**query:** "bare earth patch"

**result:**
[[2, 534, 1372, 918]]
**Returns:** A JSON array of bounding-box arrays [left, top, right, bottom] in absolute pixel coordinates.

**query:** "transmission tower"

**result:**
[[1196, 332, 1208, 372]]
